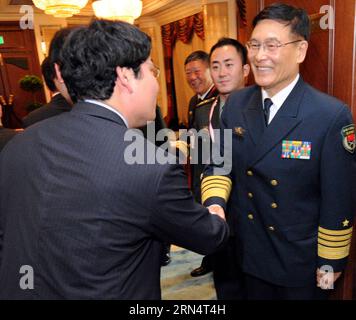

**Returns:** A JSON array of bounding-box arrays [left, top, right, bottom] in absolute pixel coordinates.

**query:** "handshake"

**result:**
[[207, 204, 225, 221]]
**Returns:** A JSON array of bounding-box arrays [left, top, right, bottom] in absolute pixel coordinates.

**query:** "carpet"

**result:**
[[160, 246, 216, 300]]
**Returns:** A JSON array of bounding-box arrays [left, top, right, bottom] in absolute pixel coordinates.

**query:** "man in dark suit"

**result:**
[[0, 20, 229, 300], [22, 58, 71, 127], [202, 3, 356, 299], [22, 28, 74, 128], [0, 106, 18, 152]]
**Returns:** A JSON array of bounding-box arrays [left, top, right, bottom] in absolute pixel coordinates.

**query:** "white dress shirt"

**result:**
[[84, 99, 129, 128], [261, 74, 300, 124]]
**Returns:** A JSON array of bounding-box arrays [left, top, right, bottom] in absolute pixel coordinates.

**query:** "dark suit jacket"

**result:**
[[22, 93, 71, 128], [0, 101, 228, 299], [203, 78, 356, 287], [0, 127, 17, 152]]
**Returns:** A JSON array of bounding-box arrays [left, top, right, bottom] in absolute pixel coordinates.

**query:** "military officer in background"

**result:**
[[184, 51, 218, 278], [202, 37, 250, 299], [185, 51, 218, 203], [202, 3, 356, 299], [190, 40, 250, 281], [185, 51, 218, 130]]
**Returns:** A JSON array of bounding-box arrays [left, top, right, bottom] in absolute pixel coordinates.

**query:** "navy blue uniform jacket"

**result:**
[[202, 78, 356, 287]]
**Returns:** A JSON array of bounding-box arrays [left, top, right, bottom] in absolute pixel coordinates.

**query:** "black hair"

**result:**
[[59, 19, 151, 103], [209, 37, 247, 65], [41, 57, 56, 92], [184, 50, 209, 66], [253, 3, 311, 40]]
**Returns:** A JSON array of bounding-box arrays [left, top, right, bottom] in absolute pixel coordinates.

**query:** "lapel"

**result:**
[[71, 101, 127, 127], [242, 87, 265, 145], [249, 78, 306, 166], [206, 85, 219, 100]]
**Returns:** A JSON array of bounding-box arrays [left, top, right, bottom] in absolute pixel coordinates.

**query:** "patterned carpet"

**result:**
[[161, 246, 216, 300]]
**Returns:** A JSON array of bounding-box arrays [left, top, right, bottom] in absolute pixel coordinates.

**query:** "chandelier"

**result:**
[[32, 0, 89, 18], [92, 0, 142, 24]]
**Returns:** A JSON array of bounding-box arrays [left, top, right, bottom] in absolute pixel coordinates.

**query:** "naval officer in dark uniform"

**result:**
[[202, 3, 356, 299]]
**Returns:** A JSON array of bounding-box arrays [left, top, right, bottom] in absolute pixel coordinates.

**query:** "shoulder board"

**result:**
[[196, 97, 217, 108]]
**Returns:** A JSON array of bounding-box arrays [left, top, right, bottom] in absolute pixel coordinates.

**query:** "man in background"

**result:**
[[22, 28, 74, 127], [185, 50, 218, 130], [184, 51, 218, 278], [22, 58, 71, 127], [192, 39, 250, 297], [0, 106, 18, 152]]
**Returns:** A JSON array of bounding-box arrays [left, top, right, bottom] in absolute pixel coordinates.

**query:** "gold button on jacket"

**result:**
[[271, 203, 278, 209]]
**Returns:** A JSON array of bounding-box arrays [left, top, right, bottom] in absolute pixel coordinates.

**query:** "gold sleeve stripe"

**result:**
[[201, 183, 232, 193], [201, 183, 231, 194], [202, 188, 230, 203], [201, 180, 231, 191], [318, 226, 353, 236], [201, 176, 232, 203], [318, 238, 351, 248], [318, 244, 350, 260], [202, 176, 232, 186], [318, 232, 352, 242]]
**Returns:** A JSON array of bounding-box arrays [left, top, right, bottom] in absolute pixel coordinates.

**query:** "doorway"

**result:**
[[0, 21, 45, 128]]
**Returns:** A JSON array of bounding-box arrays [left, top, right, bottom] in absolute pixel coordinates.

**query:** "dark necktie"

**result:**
[[263, 98, 273, 126]]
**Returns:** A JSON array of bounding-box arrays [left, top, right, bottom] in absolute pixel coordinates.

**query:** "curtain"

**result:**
[[237, 0, 247, 26]]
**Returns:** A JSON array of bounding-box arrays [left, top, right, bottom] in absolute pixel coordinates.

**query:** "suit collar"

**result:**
[[198, 84, 215, 100], [71, 101, 127, 127], [248, 77, 306, 165]]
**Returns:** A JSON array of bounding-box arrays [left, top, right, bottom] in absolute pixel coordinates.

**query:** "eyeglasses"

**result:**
[[246, 39, 303, 54], [150, 64, 160, 78]]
